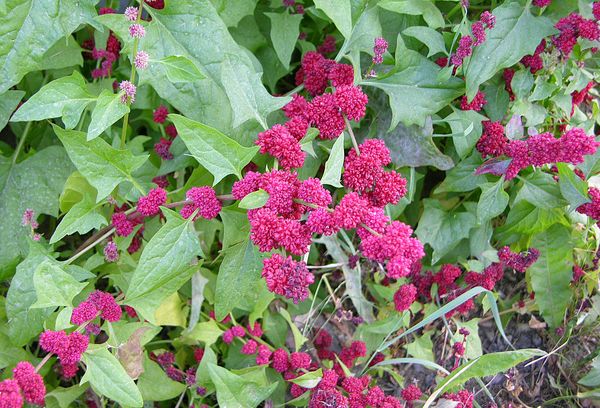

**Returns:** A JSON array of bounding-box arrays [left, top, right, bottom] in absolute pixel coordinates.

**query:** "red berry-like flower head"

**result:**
[[334, 85, 368, 121], [393, 284, 417, 312], [181, 186, 222, 220], [137, 187, 167, 216], [256, 124, 305, 170], [309, 93, 345, 139], [261, 254, 314, 303], [0, 379, 23, 408], [13, 362, 45, 406]]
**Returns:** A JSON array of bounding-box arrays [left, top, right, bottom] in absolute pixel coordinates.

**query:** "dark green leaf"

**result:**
[[498, 200, 566, 235], [11, 71, 95, 129], [415, 199, 476, 264], [45, 385, 88, 408], [477, 178, 509, 223], [81, 345, 143, 407], [53, 125, 148, 201], [446, 109, 486, 159], [516, 171, 567, 209], [220, 206, 251, 250], [320, 133, 346, 188], [238, 189, 269, 210], [266, 12, 302, 69], [362, 51, 463, 129], [0, 146, 74, 272], [170, 114, 258, 185], [126, 209, 201, 323], [465, 2, 556, 99], [214, 239, 265, 321], [529, 224, 574, 327], [0, 0, 98, 93], [435, 153, 486, 193], [556, 162, 590, 208]]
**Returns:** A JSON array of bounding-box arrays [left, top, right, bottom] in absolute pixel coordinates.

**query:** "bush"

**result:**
[[1, 0, 600, 406]]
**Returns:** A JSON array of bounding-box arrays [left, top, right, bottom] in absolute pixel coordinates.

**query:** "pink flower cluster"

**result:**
[[497, 246, 540, 273], [521, 40, 546, 74], [295, 51, 355, 96], [372, 37, 388, 65], [317, 35, 336, 55], [154, 351, 206, 395], [578, 187, 600, 220], [450, 11, 495, 67], [262, 254, 314, 303], [71, 290, 122, 325], [179, 186, 222, 220], [39, 330, 89, 379], [0, 362, 46, 407], [476, 125, 598, 180], [84, 28, 121, 79], [136, 187, 167, 216], [460, 90, 487, 112], [554, 12, 600, 56]]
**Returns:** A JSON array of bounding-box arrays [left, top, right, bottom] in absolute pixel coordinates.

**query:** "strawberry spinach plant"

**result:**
[[1, 0, 600, 406]]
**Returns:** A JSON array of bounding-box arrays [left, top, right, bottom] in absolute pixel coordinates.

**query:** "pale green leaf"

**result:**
[[155, 55, 205, 83], [137, 357, 186, 401], [50, 196, 107, 244], [402, 26, 446, 57], [477, 178, 509, 223], [239, 189, 269, 210], [288, 369, 322, 389], [11, 71, 94, 129], [208, 363, 277, 408], [81, 345, 143, 407], [87, 90, 130, 140], [170, 114, 258, 185], [0, 89, 24, 130], [378, 0, 444, 28], [126, 209, 201, 324], [313, 0, 352, 39], [53, 125, 148, 201], [31, 260, 86, 309], [266, 12, 302, 69], [320, 133, 345, 188], [557, 162, 590, 208]]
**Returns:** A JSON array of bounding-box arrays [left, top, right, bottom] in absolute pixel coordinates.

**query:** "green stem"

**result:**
[[64, 228, 115, 265], [12, 121, 32, 165], [120, 3, 144, 148], [344, 115, 360, 155]]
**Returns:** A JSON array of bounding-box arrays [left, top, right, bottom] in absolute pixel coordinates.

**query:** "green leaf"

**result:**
[[426, 349, 545, 403], [477, 178, 509, 223], [31, 260, 86, 309], [321, 133, 346, 188], [266, 12, 302, 69], [81, 345, 143, 408], [288, 369, 322, 389], [446, 109, 486, 159], [313, 0, 352, 39], [516, 171, 567, 209], [210, 0, 256, 27], [0, 146, 74, 272], [53, 125, 148, 201], [87, 90, 130, 141], [579, 357, 600, 387], [405, 332, 434, 362], [50, 196, 107, 244], [0, 0, 98, 93], [214, 239, 265, 321], [435, 153, 486, 193], [239, 189, 269, 210], [556, 162, 590, 208], [46, 385, 88, 408], [465, 2, 556, 100], [220, 206, 251, 250], [36, 35, 83, 71], [208, 363, 277, 408], [184, 320, 224, 347], [125, 209, 201, 324], [378, 0, 444, 28], [11, 71, 95, 129], [415, 200, 476, 264], [402, 26, 446, 57], [529, 224, 574, 328], [279, 308, 308, 351], [0, 90, 24, 130], [137, 357, 186, 401], [497, 201, 566, 236], [511, 70, 534, 100], [170, 114, 258, 185], [362, 51, 463, 129], [154, 55, 206, 83]]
